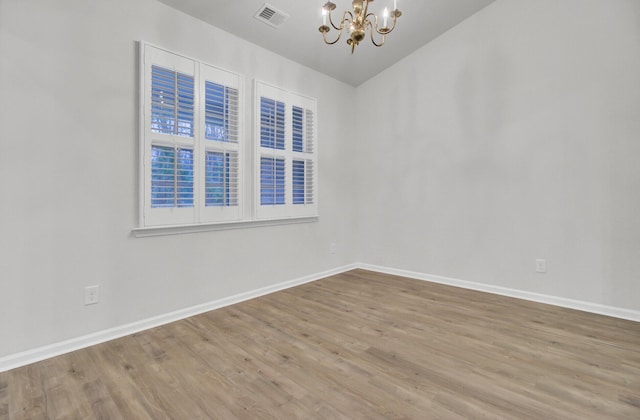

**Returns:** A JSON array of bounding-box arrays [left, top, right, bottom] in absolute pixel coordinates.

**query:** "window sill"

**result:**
[[132, 216, 319, 238]]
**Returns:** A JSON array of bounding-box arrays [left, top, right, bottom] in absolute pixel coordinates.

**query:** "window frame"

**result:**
[[134, 43, 319, 237], [139, 42, 244, 229], [254, 80, 318, 221]]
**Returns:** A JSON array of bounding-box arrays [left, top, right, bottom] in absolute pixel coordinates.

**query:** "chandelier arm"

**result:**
[[329, 10, 352, 31], [369, 22, 386, 47], [322, 28, 344, 45], [364, 13, 376, 29], [363, 15, 375, 35]]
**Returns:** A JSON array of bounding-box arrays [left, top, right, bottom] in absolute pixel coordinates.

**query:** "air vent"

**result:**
[[254, 3, 289, 29]]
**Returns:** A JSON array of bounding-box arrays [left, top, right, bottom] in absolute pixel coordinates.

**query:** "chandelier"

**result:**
[[319, 0, 402, 53]]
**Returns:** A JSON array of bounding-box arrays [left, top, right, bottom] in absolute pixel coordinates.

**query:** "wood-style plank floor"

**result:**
[[1, 269, 639, 419]]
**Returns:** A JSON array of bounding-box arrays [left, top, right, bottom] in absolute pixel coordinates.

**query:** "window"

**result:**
[[137, 44, 318, 235], [140, 43, 242, 227], [255, 81, 317, 220]]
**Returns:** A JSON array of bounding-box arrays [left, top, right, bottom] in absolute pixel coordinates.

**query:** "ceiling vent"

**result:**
[[254, 3, 289, 29]]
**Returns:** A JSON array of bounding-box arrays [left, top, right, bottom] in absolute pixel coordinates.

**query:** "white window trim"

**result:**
[[132, 216, 318, 238]]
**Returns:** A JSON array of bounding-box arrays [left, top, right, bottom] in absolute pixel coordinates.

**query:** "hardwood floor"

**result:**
[[1, 269, 639, 419]]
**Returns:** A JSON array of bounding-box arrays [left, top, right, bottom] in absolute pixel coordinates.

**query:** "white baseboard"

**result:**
[[3, 262, 638, 373], [0, 264, 358, 373], [356, 263, 640, 323]]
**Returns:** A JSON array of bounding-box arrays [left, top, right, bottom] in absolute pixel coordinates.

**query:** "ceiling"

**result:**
[[157, 0, 495, 86]]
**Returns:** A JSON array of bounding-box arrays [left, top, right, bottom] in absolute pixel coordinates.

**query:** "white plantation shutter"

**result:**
[[259, 96, 287, 208], [151, 67, 191, 136], [141, 43, 243, 227], [142, 46, 197, 226], [255, 81, 317, 220], [291, 106, 315, 206], [150, 66, 195, 137], [305, 109, 315, 154], [260, 97, 286, 150], [260, 156, 286, 205], [295, 107, 315, 205], [305, 159, 314, 204], [292, 159, 305, 204], [150, 146, 194, 208], [205, 151, 238, 206], [200, 63, 242, 222], [204, 82, 239, 143], [291, 159, 315, 205]]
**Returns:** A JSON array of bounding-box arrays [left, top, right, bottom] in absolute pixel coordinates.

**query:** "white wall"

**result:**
[[2, 0, 639, 364], [0, 0, 358, 358], [355, 0, 640, 311]]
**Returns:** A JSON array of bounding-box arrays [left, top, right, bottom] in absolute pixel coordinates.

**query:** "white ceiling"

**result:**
[[157, 0, 495, 86]]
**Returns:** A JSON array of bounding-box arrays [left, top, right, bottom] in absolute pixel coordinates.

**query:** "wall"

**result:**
[[2, 0, 639, 366], [355, 0, 640, 311], [0, 0, 357, 359]]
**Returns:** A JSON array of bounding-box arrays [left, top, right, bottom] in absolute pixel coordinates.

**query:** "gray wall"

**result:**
[[0, 0, 358, 358], [355, 0, 640, 311]]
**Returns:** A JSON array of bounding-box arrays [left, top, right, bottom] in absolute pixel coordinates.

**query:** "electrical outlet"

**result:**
[[329, 242, 337, 254], [535, 259, 547, 273], [85, 285, 100, 305]]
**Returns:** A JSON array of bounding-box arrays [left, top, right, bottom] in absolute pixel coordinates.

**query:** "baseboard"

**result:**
[[4, 262, 637, 373], [0, 263, 358, 373], [356, 263, 640, 322]]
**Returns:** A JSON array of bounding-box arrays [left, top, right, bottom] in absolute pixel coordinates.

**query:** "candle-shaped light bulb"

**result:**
[[383, 7, 389, 27], [394, 0, 397, 11], [322, 8, 327, 26]]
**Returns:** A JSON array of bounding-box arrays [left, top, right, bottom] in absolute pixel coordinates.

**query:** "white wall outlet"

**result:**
[[535, 259, 547, 273], [85, 285, 100, 305], [329, 242, 337, 254]]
